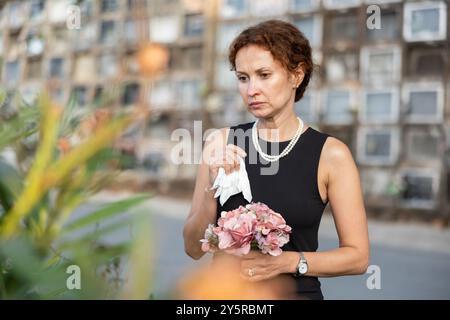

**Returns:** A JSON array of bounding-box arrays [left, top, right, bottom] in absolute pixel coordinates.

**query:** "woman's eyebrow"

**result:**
[[236, 68, 270, 75]]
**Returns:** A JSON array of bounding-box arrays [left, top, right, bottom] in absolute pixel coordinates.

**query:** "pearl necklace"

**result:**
[[252, 117, 304, 162]]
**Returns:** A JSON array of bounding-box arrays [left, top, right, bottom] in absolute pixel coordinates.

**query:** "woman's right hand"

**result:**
[[207, 144, 247, 187]]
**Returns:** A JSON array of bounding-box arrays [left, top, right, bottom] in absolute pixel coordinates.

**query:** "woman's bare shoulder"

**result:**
[[321, 136, 355, 166]]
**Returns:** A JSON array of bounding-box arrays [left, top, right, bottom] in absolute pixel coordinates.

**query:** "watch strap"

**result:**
[[299, 251, 306, 263]]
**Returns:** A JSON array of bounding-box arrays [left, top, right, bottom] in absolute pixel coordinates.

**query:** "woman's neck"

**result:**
[[256, 113, 303, 142]]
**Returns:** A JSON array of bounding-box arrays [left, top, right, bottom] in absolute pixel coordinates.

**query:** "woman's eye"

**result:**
[[261, 73, 270, 78], [238, 76, 247, 81]]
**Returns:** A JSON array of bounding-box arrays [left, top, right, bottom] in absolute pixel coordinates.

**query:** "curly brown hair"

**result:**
[[228, 19, 313, 102]]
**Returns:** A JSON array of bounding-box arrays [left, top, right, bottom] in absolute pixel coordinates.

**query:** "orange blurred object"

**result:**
[[137, 43, 169, 76], [175, 254, 297, 300], [93, 109, 112, 128], [78, 108, 112, 137], [57, 137, 71, 154]]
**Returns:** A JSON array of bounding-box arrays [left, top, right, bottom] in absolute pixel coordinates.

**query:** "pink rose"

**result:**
[[216, 211, 256, 256], [256, 231, 290, 256]]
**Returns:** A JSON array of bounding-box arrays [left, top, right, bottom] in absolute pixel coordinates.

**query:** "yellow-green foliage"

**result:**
[[0, 92, 153, 299]]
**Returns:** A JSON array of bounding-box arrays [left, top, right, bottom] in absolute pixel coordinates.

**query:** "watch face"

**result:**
[[299, 263, 308, 274]]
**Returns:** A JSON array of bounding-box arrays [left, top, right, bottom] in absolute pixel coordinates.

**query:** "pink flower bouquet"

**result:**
[[200, 202, 292, 256]]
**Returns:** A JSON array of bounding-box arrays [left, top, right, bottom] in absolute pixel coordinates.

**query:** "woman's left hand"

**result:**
[[240, 251, 297, 282]]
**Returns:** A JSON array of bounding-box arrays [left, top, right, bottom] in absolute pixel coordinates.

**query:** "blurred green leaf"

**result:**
[[62, 194, 151, 233], [0, 237, 68, 299], [0, 104, 39, 150], [57, 217, 138, 250], [0, 159, 23, 214]]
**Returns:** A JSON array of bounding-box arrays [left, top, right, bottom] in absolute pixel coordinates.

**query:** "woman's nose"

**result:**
[[247, 80, 260, 96]]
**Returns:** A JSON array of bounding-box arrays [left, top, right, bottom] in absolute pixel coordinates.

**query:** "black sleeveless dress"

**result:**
[[216, 121, 331, 300]]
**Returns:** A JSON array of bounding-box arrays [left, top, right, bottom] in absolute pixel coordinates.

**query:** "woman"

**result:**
[[183, 20, 369, 300]]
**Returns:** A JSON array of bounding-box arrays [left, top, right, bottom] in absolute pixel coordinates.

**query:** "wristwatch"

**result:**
[[294, 252, 308, 277]]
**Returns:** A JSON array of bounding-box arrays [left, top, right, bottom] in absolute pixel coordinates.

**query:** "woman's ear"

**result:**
[[290, 64, 305, 88], [295, 65, 305, 87]]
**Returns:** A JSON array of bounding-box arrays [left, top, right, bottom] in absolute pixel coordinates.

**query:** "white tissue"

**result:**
[[211, 156, 253, 206]]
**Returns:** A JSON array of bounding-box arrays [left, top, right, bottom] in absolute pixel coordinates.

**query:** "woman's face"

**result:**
[[234, 44, 302, 119]]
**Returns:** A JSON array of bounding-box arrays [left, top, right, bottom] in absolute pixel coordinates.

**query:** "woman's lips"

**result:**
[[249, 102, 264, 109]]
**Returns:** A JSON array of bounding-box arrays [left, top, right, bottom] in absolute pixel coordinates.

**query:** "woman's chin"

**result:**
[[249, 109, 269, 118]]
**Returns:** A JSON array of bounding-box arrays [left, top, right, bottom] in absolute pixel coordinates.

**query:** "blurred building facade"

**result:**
[[0, 0, 449, 216]]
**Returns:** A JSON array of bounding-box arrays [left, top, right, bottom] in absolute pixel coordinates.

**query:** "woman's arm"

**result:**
[[304, 137, 370, 276], [241, 137, 370, 280], [183, 161, 218, 260], [183, 127, 246, 260], [183, 129, 227, 260]]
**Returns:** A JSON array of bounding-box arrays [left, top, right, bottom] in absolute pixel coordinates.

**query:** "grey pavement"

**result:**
[[78, 191, 450, 300]]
